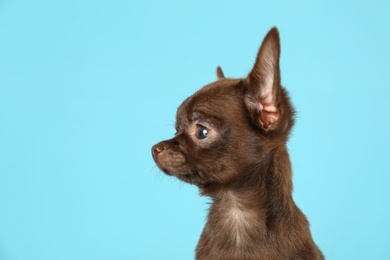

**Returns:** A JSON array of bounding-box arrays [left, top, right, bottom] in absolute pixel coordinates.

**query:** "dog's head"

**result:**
[[152, 28, 294, 188]]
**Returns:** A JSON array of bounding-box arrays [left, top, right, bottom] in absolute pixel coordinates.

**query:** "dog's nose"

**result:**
[[152, 143, 165, 159]]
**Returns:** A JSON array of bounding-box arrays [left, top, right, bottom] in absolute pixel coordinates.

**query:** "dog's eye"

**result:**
[[195, 125, 209, 139]]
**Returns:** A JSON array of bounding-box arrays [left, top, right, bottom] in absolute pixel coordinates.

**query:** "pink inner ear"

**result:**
[[259, 93, 279, 129]]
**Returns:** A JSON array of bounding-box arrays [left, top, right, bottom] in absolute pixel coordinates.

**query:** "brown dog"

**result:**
[[152, 27, 324, 260]]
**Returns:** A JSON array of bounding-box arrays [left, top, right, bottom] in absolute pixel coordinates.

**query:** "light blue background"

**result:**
[[1, 1, 389, 259]]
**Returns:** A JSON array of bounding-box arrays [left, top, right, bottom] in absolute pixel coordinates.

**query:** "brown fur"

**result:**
[[152, 27, 324, 259]]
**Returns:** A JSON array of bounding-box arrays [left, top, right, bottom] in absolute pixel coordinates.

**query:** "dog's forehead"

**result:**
[[176, 78, 244, 127]]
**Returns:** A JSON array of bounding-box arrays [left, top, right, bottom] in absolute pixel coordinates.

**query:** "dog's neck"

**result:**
[[199, 145, 297, 248]]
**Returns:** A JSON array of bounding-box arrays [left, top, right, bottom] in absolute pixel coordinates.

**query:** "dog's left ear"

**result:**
[[245, 27, 281, 131], [216, 66, 225, 79]]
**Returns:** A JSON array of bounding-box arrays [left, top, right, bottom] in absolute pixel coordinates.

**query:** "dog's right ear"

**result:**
[[216, 66, 225, 79], [245, 27, 282, 132]]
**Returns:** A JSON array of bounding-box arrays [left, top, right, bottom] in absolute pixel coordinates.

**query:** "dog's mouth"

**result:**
[[152, 143, 213, 186]]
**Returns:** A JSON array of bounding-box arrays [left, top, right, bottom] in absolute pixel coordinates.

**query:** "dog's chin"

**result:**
[[161, 168, 212, 186]]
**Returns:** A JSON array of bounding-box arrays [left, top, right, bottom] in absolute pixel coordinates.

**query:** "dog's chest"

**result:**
[[220, 192, 259, 246]]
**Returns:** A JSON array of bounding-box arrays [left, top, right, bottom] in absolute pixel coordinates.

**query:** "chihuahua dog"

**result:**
[[152, 27, 324, 260]]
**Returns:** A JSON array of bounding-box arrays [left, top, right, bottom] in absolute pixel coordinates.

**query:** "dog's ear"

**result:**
[[245, 27, 281, 131], [216, 66, 225, 79]]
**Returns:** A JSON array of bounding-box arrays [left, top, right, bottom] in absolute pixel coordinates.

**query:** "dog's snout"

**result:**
[[152, 143, 165, 159]]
